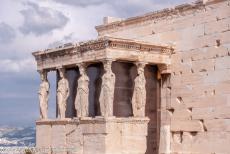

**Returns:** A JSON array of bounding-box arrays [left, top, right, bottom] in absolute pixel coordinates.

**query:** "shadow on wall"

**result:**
[[65, 68, 79, 118], [87, 63, 103, 117], [112, 62, 136, 117], [145, 65, 159, 154]]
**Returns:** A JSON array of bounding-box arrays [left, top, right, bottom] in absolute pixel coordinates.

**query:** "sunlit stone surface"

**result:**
[[33, 0, 230, 153]]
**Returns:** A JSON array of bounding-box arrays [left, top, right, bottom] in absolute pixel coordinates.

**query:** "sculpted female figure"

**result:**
[[132, 63, 146, 117], [99, 60, 115, 117], [57, 68, 69, 119], [75, 64, 89, 117], [38, 70, 49, 120]]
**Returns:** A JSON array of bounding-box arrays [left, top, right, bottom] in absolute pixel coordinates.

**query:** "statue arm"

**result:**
[[45, 82, 49, 92], [66, 81, 70, 99]]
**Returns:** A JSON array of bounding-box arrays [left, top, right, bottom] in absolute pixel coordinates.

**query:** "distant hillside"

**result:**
[[0, 126, 35, 147]]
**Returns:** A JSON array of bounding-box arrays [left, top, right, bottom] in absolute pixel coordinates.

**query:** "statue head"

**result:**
[[78, 64, 86, 76], [59, 68, 65, 79], [137, 67, 144, 75], [40, 70, 47, 81], [136, 63, 145, 75], [104, 60, 112, 73]]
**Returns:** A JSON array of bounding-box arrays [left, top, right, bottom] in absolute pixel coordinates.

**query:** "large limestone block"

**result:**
[[205, 18, 229, 35], [105, 121, 122, 134], [218, 30, 230, 44], [171, 109, 192, 120], [186, 94, 230, 108], [215, 56, 230, 70], [172, 131, 230, 153], [171, 132, 193, 153], [205, 46, 230, 59], [169, 82, 216, 99], [121, 122, 148, 136], [170, 14, 199, 30], [204, 69, 230, 84], [171, 63, 192, 75], [192, 106, 230, 120], [121, 136, 147, 153], [179, 73, 205, 85], [216, 81, 230, 95], [171, 120, 204, 132], [191, 132, 230, 154], [105, 133, 122, 154], [81, 121, 106, 134], [36, 124, 51, 149], [192, 59, 215, 73], [204, 119, 230, 132], [83, 134, 106, 154], [65, 124, 83, 154], [205, 1, 230, 19], [51, 125, 66, 154]]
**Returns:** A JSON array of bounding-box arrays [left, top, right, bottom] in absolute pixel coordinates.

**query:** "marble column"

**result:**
[[99, 60, 115, 117], [75, 63, 89, 117], [38, 70, 49, 120], [57, 68, 69, 119], [132, 62, 146, 117]]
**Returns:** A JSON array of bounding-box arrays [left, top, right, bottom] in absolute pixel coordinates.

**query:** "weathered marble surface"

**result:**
[[99, 60, 115, 117], [36, 117, 149, 154], [132, 62, 146, 117], [75, 64, 89, 117], [38, 70, 49, 119], [33, 0, 230, 153], [57, 68, 69, 119]]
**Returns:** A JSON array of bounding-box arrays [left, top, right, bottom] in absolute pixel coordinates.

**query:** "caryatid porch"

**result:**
[[33, 37, 173, 154]]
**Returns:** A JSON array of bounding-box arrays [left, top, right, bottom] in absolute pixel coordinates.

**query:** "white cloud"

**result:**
[[0, 23, 16, 43], [20, 2, 69, 35], [54, 0, 105, 7], [53, 0, 195, 18], [0, 58, 35, 73]]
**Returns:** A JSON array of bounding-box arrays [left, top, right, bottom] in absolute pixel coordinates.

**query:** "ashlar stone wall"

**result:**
[[96, 0, 230, 153]]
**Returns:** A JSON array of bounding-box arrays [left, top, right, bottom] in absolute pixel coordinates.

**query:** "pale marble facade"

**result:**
[[33, 0, 230, 153]]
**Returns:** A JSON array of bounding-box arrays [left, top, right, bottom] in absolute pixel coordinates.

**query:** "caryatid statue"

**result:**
[[38, 70, 49, 120], [75, 64, 89, 117], [57, 68, 69, 119], [99, 60, 115, 117], [132, 62, 146, 117]]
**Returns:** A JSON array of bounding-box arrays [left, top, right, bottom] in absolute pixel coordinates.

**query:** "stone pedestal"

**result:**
[[36, 117, 149, 154]]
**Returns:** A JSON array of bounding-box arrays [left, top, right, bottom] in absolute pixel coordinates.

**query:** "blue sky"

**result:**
[[0, 0, 193, 127]]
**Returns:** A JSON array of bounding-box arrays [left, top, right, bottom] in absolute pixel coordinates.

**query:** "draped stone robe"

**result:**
[[38, 81, 49, 119], [57, 78, 69, 118]]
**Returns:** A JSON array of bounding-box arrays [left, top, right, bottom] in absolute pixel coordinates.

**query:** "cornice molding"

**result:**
[[95, 0, 227, 33], [36, 117, 150, 125], [32, 37, 173, 60]]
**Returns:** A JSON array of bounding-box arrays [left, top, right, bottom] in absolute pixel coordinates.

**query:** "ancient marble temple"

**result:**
[[33, 0, 230, 154], [33, 36, 172, 154]]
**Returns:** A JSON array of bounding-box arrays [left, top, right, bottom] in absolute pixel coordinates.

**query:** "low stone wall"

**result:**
[[36, 117, 149, 154]]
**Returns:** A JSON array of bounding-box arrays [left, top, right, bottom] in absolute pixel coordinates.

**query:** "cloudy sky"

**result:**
[[0, 0, 193, 126]]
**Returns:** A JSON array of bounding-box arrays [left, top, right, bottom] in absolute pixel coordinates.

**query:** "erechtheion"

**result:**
[[33, 0, 230, 153]]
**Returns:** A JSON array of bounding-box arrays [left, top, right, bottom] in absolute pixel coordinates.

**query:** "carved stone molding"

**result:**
[[32, 37, 173, 61], [36, 117, 150, 125], [95, 1, 207, 33]]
